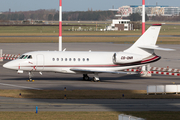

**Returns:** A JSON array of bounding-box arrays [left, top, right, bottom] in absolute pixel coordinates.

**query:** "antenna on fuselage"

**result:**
[[59, 0, 62, 51]]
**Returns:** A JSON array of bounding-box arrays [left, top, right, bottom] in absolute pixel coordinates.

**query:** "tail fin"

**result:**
[[124, 24, 162, 56]]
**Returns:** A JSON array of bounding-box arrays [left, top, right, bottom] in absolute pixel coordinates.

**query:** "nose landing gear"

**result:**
[[27, 72, 34, 82], [92, 73, 100, 82]]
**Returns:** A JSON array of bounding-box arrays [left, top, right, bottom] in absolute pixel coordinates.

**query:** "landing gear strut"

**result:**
[[83, 74, 90, 81], [92, 73, 100, 82], [27, 72, 34, 82]]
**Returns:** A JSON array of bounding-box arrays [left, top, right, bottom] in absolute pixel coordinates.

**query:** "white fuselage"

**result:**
[[4, 50, 157, 74]]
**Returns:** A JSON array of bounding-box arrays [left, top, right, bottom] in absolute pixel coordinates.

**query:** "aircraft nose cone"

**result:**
[[3, 62, 14, 69], [3, 61, 19, 70], [3, 63, 10, 69]]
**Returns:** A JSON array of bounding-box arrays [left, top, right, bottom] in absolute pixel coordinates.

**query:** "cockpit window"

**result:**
[[19, 55, 32, 59], [27, 55, 32, 59], [19, 55, 25, 59], [23, 55, 28, 59]]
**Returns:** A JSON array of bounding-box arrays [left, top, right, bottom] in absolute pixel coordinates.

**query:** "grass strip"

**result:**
[[0, 24, 179, 36], [0, 89, 180, 99], [0, 111, 179, 120]]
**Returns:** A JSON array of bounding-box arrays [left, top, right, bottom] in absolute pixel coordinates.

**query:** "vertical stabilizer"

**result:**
[[124, 24, 161, 56]]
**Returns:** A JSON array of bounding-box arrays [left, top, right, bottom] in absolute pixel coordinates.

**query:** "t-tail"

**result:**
[[124, 24, 173, 55], [113, 24, 175, 66], [124, 24, 174, 55]]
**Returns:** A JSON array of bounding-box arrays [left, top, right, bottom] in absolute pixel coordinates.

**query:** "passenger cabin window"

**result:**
[[52, 58, 55, 61], [57, 58, 90, 62]]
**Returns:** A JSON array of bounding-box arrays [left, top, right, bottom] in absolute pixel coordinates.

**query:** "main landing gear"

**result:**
[[83, 73, 100, 82], [27, 72, 34, 82], [83, 74, 90, 81], [92, 73, 100, 82]]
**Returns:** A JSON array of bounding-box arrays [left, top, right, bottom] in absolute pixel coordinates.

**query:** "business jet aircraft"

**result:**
[[3, 24, 173, 82]]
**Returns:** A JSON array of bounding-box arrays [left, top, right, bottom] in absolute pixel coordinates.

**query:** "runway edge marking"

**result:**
[[0, 83, 42, 90]]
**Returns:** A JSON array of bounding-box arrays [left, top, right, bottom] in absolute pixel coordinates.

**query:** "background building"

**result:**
[[110, 5, 180, 17], [106, 19, 133, 31]]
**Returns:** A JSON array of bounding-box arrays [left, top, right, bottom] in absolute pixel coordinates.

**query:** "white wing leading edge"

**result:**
[[70, 68, 137, 74]]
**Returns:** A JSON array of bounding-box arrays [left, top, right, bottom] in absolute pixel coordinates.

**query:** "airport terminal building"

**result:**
[[114, 5, 180, 17]]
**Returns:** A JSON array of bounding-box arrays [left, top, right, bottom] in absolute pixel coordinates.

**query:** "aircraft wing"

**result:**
[[70, 68, 137, 74]]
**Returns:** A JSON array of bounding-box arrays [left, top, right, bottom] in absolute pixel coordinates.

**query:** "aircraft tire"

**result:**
[[83, 76, 89, 81], [83, 74, 89, 81], [93, 77, 98, 82]]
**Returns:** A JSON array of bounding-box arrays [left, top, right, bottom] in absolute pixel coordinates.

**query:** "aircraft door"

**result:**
[[36, 55, 44, 71]]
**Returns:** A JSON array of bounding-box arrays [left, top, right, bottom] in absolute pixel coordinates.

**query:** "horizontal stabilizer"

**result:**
[[138, 45, 175, 51]]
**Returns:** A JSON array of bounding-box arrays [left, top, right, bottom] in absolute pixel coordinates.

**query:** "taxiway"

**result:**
[[0, 43, 180, 111]]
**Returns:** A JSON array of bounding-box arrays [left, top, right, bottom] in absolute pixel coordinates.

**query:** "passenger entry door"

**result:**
[[36, 55, 44, 71]]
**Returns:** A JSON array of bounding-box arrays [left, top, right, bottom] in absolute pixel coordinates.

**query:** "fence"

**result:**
[[2, 54, 20, 60]]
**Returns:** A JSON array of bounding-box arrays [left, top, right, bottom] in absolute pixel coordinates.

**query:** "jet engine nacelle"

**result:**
[[113, 52, 143, 64]]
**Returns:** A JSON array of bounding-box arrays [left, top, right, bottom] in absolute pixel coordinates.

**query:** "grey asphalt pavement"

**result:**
[[0, 97, 180, 111], [0, 43, 180, 112], [0, 43, 180, 90]]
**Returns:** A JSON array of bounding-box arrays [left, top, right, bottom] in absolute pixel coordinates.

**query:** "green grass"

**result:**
[[0, 89, 180, 99], [0, 111, 120, 120], [0, 111, 179, 120], [0, 26, 59, 34], [160, 25, 180, 35], [0, 22, 179, 44], [0, 23, 179, 36]]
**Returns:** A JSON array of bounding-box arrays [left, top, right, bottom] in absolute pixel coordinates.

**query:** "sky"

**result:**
[[0, 0, 180, 12]]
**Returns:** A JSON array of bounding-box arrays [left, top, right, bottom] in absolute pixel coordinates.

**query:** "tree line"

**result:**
[[0, 9, 116, 21], [0, 9, 180, 21], [0, 9, 57, 21], [62, 11, 117, 21]]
